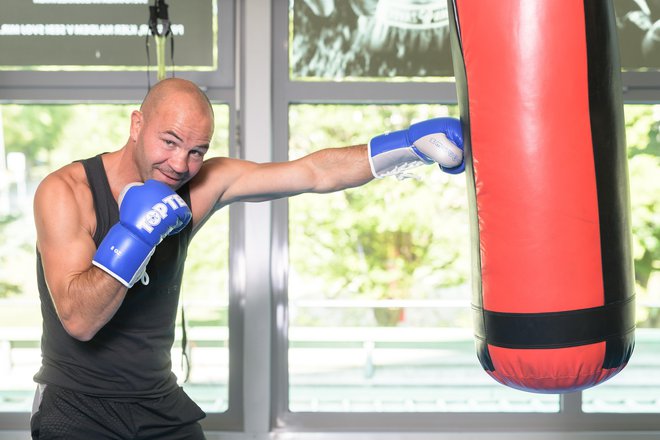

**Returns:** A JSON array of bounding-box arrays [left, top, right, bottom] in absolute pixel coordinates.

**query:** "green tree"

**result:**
[[289, 104, 469, 326], [2, 105, 74, 169], [288, 104, 660, 328], [625, 106, 660, 327], [0, 214, 22, 298]]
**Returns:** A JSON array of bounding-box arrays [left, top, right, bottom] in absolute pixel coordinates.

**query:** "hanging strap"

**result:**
[[146, 0, 175, 87]]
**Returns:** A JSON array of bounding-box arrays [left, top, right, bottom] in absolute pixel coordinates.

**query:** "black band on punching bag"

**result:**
[[472, 296, 635, 349]]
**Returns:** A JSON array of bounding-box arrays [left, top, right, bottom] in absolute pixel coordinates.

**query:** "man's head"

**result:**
[[129, 78, 215, 189]]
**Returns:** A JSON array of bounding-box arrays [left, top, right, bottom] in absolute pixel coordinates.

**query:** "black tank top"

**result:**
[[34, 154, 193, 399]]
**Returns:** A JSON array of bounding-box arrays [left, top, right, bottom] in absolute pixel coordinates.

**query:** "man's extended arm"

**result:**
[[188, 117, 464, 227]]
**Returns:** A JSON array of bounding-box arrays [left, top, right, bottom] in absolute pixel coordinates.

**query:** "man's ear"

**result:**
[[130, 110, 143, 143]]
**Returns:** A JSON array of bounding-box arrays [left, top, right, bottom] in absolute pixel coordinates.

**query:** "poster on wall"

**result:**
[[615, 0, 660, 70], [290, 0, 453, 79], [290, 0, 660, 81], [0, 0, 217, 70]]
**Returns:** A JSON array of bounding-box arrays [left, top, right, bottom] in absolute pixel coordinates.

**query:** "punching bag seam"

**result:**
[[448, 0, 492, 371], [582, 0, 636, 370]]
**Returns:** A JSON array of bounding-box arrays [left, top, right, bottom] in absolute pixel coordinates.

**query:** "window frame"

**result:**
[[270, 0, 660, 435], [0, 1, 243, 432], [0, 0, 235, 102], [0, 98, 243, 433], [0, 0, 660, 436]]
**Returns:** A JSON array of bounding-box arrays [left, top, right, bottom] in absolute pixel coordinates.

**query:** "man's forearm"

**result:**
[[308, 144, 374, 193], [58, 267, 128, 341]]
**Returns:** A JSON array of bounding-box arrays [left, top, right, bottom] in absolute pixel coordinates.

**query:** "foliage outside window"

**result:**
[[287, 103, 659, 413], [582, 104, 660, 412]]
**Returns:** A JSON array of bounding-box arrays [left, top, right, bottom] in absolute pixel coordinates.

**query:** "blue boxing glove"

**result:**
[[368, 117, 464, 179], [92, 180, 192, 288]]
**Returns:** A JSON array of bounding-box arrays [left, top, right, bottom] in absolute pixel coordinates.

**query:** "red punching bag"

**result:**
[[447, 0, 636, 393]]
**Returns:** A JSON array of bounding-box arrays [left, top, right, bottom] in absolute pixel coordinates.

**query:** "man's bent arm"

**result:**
[[35, 173, 128, 341]]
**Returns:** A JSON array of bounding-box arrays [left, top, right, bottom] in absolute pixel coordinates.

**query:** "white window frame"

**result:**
[[268, 0, 660, 437], [0, 0, 244, 434], [1, 0, 660, 438]]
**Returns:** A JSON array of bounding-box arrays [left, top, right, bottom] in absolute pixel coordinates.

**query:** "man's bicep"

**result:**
[[34, 177, 97, 300], [217, 158, 314, 203], [189, 157, 316, 231]]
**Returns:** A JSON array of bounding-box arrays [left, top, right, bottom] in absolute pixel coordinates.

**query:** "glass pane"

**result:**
[[614, 0, 660, 70], [0, 103, 230, 412], [0, 0, 217, 71], [289, 0, 660, 81], [290, 0, 454, 80], [287, 104, 559, 412], [178, 105, 231, 413], [582, 104, 660, 413]]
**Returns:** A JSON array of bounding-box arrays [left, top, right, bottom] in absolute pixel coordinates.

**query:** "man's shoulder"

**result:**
[[35, 162, 95, 213], [35, 161, 97, 235], [39, 161, 89, 195], [196, 156, 251, 179]]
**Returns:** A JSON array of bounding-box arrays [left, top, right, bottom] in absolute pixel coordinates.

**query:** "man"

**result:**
[[31, 78, 463, 439]]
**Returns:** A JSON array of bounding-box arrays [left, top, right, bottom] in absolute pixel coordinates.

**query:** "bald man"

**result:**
[[30, 78, 463, 439]]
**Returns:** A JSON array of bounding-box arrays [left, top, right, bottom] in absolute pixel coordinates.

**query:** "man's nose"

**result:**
[[169, 150, 188, 174]]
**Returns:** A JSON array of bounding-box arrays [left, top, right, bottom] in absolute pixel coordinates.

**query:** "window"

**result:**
[[0, 0, 235, 100], [286, 103, 559, 414], [0, 103, 231, 413], [290, 0, 660, 81], [276, 108, 660, 432], [614, 0, 660, 70], [272, 0, 660, 433], [0, 0, 216, 72], [582, 104, 660, 413], [290, 0, 453, 80]]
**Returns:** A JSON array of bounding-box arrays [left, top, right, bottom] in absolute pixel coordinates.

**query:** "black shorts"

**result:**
[[30, 384, 206, 440]]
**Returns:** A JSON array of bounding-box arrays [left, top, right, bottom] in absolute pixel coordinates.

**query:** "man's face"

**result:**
[[132, 98, 213, 189]]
